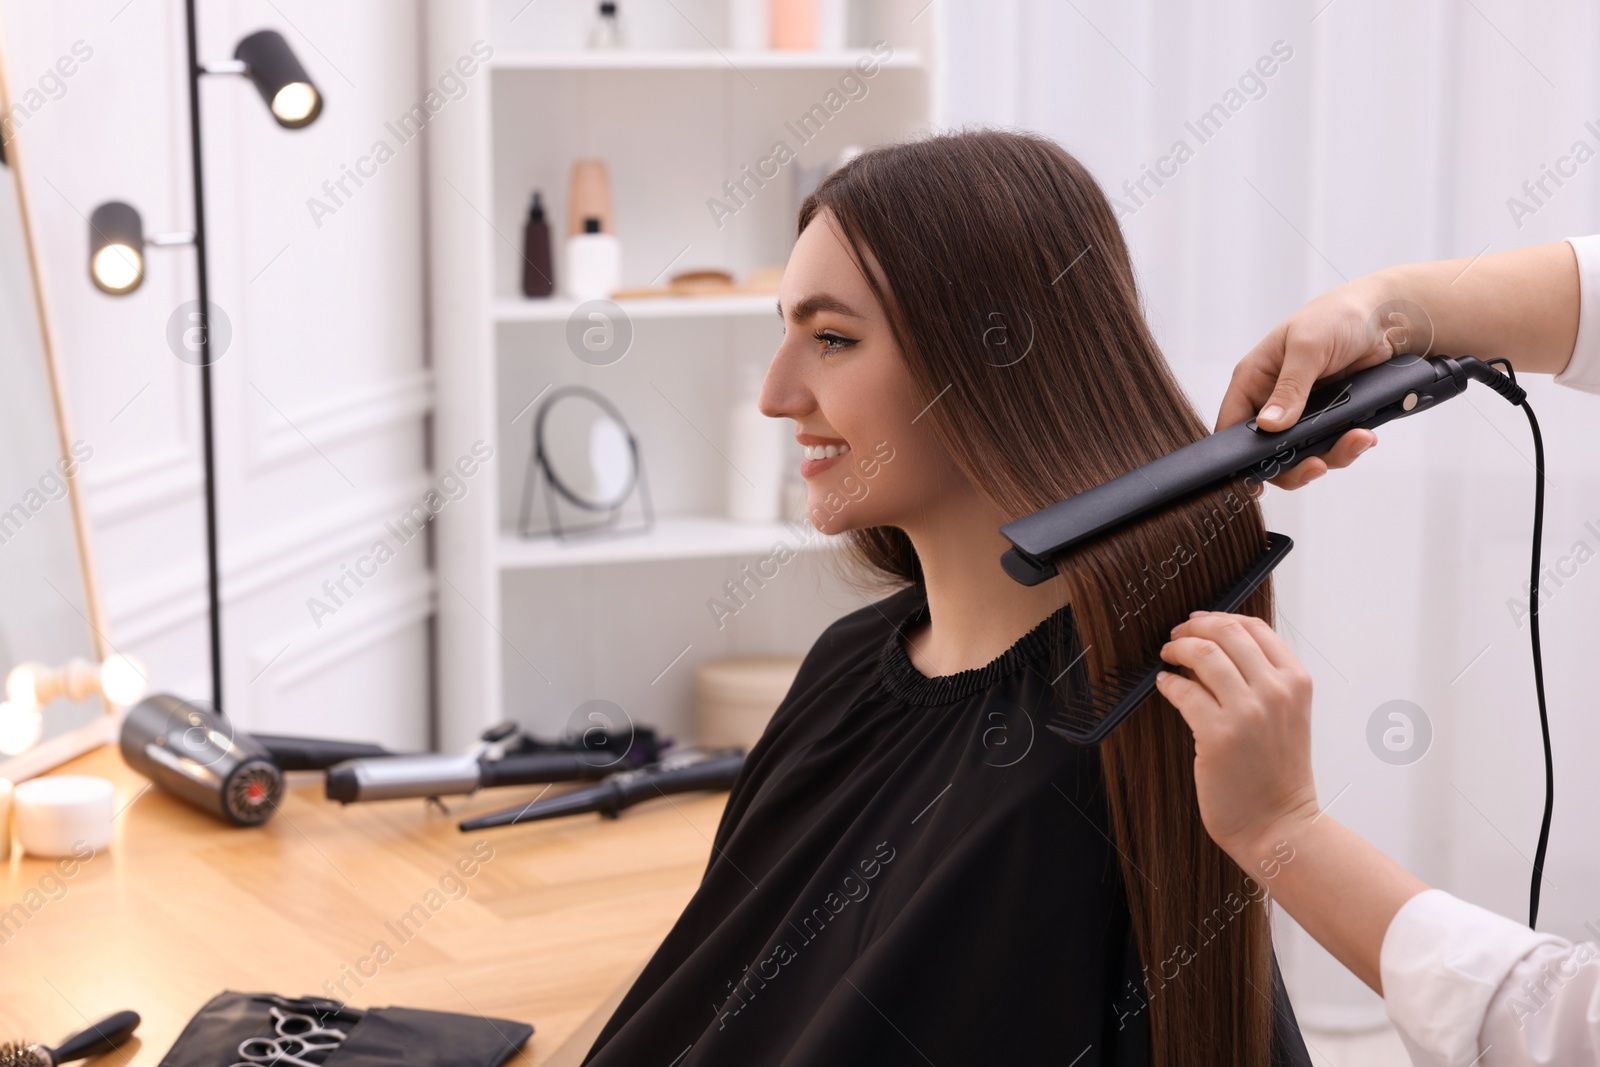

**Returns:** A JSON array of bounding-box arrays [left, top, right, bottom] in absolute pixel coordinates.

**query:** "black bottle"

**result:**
[[522, 191, 554, 298]]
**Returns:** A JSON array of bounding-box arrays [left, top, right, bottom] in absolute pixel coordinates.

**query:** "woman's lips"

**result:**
[[799, 440, 850, 480], [800, 452, 848, 479]]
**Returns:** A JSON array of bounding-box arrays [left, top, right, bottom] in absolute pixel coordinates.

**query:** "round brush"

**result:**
[[0, 1011, 140, 1066]]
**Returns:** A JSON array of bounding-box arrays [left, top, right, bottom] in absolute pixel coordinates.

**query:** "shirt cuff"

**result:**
[[1556, 235, 1600, 393], [1380, 889, 1563, 1067]]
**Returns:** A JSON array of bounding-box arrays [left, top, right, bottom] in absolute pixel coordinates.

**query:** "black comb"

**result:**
[[1047, 532, 1293, 745]]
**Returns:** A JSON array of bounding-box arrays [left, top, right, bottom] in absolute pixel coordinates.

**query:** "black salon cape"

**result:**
[[584, 588, 1311, 1066]]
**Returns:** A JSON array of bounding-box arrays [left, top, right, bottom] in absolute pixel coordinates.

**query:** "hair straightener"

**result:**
[[1000, 354, 1555, 927], [1000, 354, 1525, 584]]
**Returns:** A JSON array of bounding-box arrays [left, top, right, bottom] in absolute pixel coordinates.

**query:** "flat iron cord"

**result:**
[[1480, 357, 1551, 928]]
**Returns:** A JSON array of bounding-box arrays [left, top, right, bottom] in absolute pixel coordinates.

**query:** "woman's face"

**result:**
[[762, 211, 970, 536]]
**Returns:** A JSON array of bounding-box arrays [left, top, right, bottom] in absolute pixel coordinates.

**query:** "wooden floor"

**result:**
[[0, 745, 725, 1065]]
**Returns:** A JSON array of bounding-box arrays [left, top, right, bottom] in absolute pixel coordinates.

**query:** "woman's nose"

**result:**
[[758, 340, 811, 421]]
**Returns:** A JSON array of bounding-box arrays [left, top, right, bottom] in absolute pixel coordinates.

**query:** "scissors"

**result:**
[[229, 1006, 348, 1067]]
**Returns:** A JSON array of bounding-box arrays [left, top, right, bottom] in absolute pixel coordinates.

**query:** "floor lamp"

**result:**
[[87, 4, 323, 714]]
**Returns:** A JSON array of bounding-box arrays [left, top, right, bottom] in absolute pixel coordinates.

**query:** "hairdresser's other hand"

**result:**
[[1155, 611, 1320, 863], [1218, 278, 1405, 489]]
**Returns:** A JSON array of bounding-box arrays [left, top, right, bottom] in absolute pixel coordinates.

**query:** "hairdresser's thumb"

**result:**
[[1256, 380, 1309, 431]]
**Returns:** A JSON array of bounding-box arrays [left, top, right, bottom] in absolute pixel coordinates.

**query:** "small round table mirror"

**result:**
[[520, 386, 651, 539]]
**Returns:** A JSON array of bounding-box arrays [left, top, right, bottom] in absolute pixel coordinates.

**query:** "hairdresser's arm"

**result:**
[[1219, 239, 1586, 489], [1153, 612, 1426, 992], [1159, 612, 1600, 1067]]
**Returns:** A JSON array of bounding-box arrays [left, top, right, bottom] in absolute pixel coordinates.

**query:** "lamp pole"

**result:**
[[182, 0, 224, 714]]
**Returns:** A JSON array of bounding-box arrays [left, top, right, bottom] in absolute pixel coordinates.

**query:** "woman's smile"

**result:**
[[796, 433, 851, 479]]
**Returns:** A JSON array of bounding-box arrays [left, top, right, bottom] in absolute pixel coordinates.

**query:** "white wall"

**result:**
[[3, 0, 435, 749], [942, 0, 1600, 1027]]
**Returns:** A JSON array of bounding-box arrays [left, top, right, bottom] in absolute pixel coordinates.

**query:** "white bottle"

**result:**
[[728, 0, 769, 50], [564, 217, 621, 302], [588, 1, 626, 49], [817, 0, 848, 50], [726, 362, 785, 523]]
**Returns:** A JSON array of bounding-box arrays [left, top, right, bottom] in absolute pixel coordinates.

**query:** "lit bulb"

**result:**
[[99, 654, 148, 707], [91, 243, 143, 294], [6, 663, 41, 707], [0, 701, 42, 755], [271, 82, 319, 125]]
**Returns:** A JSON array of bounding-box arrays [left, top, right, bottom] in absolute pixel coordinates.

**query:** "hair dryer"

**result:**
[[118, 695, 393, 826], [119, 694, 285, 826]]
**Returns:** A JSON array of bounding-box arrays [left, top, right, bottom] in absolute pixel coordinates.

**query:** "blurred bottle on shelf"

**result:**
[[771, 0, 848, 50], [588, 1, 627, 49], [521, 191, 554, 298], [565, 218, 621, 301], [567, 159, 615, 237], [729, 0, 769, 50], [726, 360, 785, 523], [770, 0, 816, 50]]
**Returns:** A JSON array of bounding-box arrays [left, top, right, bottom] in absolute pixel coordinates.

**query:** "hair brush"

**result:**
[[0, 1011, 141, 1067]]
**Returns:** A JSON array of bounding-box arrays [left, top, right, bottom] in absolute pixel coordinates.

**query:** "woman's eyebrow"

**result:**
[[777, 293, 866, 322]]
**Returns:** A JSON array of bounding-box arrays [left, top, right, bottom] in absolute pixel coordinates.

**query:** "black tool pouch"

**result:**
[[155, 990, 534, 1067]]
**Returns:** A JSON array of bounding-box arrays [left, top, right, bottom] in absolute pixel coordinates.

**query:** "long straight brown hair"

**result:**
[[801, 129, 1277, 1065]]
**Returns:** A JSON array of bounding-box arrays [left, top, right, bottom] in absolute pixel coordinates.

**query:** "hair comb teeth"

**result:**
[[1047, 531, 1293, 745]]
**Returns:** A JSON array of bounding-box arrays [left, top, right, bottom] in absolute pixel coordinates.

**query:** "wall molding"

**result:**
[[241, 571, 436, 731], [82, 441, 200, 527], [245, 369, 434, 475], [106, 472, 437, 645]]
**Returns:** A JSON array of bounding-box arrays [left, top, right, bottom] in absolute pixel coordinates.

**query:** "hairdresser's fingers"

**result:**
[[1262, 428, 1377, 490], [1252, 327, 1334, 431], [1170, 613, 1277, 688], [1263, 457, 1327, 491], [1160, 635, 1251, 709], [1317, 428, 1378, 471], [1216, 323, 1289, 431], [1224, 614, 1299, 672], [1154, 669, 1221, 729]]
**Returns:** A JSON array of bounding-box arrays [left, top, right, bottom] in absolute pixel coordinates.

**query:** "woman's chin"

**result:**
[[803, 497, 871, 537]]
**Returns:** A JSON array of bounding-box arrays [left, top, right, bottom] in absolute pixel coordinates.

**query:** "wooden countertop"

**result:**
[[0, 745, 725, 1065]]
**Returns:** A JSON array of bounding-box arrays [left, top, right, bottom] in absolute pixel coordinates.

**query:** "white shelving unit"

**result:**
[[498, 518, 839, 570], [425, 0, 937, 749], [492, 293, 776, 323], [490, 49, 924, 71]]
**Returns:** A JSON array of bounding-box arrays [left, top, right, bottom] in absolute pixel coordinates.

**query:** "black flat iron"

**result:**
[[1001, 354, 1530, 747], [1000, 355, 1525, 586]]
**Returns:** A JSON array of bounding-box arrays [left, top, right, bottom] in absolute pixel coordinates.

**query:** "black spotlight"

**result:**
[[234, 30, 322, 129], [88, 201, 145, 295]]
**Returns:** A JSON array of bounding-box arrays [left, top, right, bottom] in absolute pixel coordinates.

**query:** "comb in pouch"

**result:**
[[1047, 531, 1294, 746]]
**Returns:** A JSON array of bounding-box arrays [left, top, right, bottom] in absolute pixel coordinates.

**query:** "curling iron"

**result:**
[[324, 720, 667, 804], [458, 749, 746, 830], [1000, 354, 1525, 582]]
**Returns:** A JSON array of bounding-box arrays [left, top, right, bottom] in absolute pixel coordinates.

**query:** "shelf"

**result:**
[[491, 49, 922, 73], [498, 516, 836, 570], [495, 293, 778, 323]]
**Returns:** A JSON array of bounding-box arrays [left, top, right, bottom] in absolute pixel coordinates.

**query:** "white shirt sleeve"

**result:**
[[1555, 235, 1600, 393], [1380, 888, 1600, 1066]]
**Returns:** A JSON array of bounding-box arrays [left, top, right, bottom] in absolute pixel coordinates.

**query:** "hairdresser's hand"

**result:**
[[1155, 611, 1321, 863], [1218, 278, 1404, 489]]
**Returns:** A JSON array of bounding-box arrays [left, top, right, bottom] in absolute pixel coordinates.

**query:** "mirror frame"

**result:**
[[0, 23, 116, 781]]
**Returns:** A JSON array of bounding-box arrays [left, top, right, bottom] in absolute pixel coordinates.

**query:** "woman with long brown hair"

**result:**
[[584, 129, 1310, 1066]]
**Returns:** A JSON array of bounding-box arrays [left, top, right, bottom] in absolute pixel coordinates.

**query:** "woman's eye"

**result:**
[[814, 331, 858, 353]]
